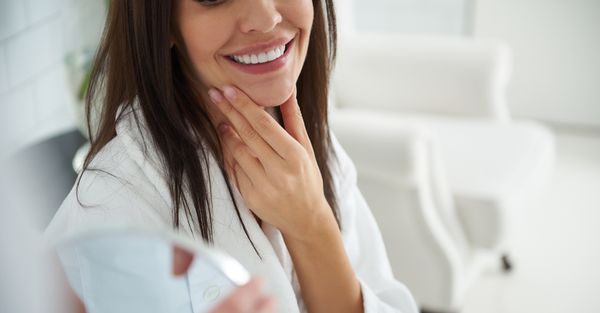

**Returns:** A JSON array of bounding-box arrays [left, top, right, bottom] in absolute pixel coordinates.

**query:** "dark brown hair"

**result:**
[[80, 0, 338, 246]]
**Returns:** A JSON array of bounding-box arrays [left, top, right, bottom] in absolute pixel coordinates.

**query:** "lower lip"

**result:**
[[225, 38, 294, 75]]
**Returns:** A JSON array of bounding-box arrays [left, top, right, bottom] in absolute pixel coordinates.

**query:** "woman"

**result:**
[[46, 0, 418, 312]]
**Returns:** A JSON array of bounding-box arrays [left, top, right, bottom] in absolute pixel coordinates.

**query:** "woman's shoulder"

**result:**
[[45, 134, 172, 241]]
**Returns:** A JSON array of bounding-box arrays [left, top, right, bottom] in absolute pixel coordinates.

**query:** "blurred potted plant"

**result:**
[[64, 0, 109, 172], [65, 48, 96, 138]]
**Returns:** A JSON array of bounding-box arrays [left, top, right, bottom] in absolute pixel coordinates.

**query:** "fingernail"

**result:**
[[218, 123, 229, 134], [208, 89, 224, 104], [222, 85, 237, 101]]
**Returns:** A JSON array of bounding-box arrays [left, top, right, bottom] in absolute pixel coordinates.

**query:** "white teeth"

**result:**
[[258, 52, 268, 63], [230, 44, 286, 65]]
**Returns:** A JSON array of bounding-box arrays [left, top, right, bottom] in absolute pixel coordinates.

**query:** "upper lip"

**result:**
[[226, 35, 295, 57]]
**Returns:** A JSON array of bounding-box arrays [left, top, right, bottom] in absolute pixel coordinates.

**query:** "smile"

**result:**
[[229, 43, 286, 65], [224, 37, 295, 75]]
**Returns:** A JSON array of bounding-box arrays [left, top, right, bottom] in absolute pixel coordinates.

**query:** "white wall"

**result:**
[[351, 0, 470, 36], [474, 0, 600, 129], [0, 0, 105, 160]]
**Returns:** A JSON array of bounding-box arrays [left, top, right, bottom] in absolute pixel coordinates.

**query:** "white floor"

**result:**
[[462, 131, 600, 313]]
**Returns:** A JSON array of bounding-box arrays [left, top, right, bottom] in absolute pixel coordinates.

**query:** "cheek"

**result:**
[[290, 0, 314, 30], [180, 20, 233, 87], [283, 0, 314, 67]]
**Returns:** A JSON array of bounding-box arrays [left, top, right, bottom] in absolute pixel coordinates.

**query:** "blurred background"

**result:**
[[0, 0, 598, 312]]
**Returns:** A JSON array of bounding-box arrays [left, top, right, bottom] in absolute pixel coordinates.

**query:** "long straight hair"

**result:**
[[80, 0, 338, 246]]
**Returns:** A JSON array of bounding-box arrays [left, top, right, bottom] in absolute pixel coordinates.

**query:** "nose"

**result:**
[[239, 0, 283, 33]]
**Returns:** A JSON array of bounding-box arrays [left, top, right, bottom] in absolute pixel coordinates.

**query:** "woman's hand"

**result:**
[[172, 246, 276, 313], [208, 86, 336, 242], [209, 278, 276, 313]]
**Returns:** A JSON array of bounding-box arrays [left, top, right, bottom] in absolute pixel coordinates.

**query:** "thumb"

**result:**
[[172, 245, 194, 276], [280, 87, 311, 151]]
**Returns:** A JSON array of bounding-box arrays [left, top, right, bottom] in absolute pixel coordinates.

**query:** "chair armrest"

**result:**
[[333, 34, 512, 121], [454, 195, 505, 251], [330, 108, 470, 309], [331, 109, 431, 185]]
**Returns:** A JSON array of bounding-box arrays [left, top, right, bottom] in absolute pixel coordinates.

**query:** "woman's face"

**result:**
[[174, 0, 314, 107]]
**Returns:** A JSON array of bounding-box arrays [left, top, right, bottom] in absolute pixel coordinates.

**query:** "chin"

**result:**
[[241, 82, 295, 108]]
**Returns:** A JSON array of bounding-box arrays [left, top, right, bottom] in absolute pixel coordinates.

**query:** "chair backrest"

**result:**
[[333, 34, 513, 122]]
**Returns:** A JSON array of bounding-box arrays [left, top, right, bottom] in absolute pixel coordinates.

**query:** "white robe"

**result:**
[[45, 106, 418, 313]]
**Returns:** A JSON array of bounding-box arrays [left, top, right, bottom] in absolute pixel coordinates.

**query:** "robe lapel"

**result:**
[[117, 106, 301, 313], [207, 156, 300, 313]]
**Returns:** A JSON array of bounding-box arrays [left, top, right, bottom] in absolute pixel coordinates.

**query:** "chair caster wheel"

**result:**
[[501, 254, 513, 273]]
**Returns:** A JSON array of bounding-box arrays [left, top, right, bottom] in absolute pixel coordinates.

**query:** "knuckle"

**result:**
[[280, 173, 296, 190], [233, 144, 246, 156], [286, 153, 300, 165], [264, 184, 278, 198], [222, 102, 236, 115], [233, 98, 250, 114], [257, 113, 275, 130], [241, 124, 258, 141], [234, 97, 248, 109], [287, 146, 305, 163]]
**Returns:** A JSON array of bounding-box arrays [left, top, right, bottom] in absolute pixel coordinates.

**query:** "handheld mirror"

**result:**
[[54, 227, 251, 313]]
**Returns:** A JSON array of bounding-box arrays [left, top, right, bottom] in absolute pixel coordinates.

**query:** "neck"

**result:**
[[265, 106, 283, 126]]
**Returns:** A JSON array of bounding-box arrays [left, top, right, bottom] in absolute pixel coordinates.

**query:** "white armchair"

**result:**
[[330, 34, 555, 312], [334, 35, 512, 121]]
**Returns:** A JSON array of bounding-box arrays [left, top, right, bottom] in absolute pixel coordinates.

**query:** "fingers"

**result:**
[[232, 162, 254, 200], [219, 124, 264, 186], [210, 279, 258, 312], [209, 86, 299, 160], [172, 245, 194, 276], [254, 297, 277, 313], [209, 88, 283, 162], [279, 87, 312, 152], [48, 252, 87, 313], [209, 277, 276, 313]]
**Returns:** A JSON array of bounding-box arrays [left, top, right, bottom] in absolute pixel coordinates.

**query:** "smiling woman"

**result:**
[[45, 1, 418, 313], [174, 0, 313, 105]]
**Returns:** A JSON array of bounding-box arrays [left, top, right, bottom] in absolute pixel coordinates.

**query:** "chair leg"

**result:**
[[501, 253, 514, 273]]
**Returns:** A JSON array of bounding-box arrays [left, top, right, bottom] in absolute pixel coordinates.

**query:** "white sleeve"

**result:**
[[330, 133, 419, 313]]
